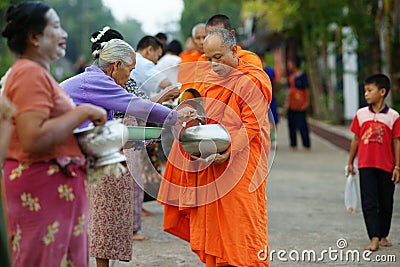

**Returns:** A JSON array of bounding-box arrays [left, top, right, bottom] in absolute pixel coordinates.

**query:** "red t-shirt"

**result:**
[[4, 59, 83, 162], [350, 105, 400, 172]]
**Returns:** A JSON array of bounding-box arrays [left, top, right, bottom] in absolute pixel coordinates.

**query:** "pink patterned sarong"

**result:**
[[2, 160, 89, 267]]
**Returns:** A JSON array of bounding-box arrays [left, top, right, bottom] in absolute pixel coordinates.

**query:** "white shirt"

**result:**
[[130, 53, 167, 97], [156, 54, 181, 85]]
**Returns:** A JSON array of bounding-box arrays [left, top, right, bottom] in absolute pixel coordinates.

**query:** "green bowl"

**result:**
[[126, 126, 164, 140]]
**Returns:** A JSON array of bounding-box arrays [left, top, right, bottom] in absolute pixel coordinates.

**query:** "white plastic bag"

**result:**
[[344, 166, 360, 214]]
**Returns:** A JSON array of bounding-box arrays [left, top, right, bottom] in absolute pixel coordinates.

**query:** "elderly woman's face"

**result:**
[[111, 54, 136, 87], [36, 9, 68, 62], [203, 35, 237, 77]]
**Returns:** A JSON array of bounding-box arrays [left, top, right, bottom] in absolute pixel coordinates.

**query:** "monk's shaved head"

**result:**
[[206, 14, 232, 30], [191, 23, 206, 53], [192, 23, 206, 38], [204, 28, 236, 48]]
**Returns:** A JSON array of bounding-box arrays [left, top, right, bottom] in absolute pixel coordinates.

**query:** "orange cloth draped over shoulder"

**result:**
[[178, 50, 205, 91], [194, 46, 263, 93], [236, 46, 263, 68], [158, 60, 272, 267]]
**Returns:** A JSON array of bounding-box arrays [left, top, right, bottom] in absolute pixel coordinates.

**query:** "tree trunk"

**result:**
[[302, 29, 327, 119], [320, 36, 341, 123], [390, 0, 400, 102]]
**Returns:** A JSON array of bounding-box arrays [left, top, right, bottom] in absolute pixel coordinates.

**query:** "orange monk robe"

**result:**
[[236, 46, 263, 68], [158, 50, 206, 241], [159, 60, 272, 267]]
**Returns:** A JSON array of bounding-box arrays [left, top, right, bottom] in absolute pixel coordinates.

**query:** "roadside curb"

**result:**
[[307, 118, 352, 152]]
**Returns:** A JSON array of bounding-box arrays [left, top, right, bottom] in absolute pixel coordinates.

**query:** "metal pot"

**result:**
[[180, 124, 231, 157], [74, 120, 128, 167]]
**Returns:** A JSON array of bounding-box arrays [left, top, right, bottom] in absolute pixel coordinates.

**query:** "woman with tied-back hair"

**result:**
[[61, 37, 196, 267], [89, 27, 158, 242], [1, 2, 107, 267]]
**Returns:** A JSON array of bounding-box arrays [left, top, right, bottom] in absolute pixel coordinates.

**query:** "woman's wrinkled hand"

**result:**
[[177, 106, 198, 121], [83, 104, 107, 126]]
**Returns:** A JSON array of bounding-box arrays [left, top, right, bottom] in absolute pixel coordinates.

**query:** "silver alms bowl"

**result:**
[[74, 120, 129, 167], [180, 124, 230, 157]]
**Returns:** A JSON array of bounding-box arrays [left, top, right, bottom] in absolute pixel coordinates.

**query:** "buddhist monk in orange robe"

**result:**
[[193, 14, 263, 88], [159, 28, 271, 267]]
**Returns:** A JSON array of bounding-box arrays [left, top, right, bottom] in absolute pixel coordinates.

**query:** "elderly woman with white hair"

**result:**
[[61, 38, 195, 267]]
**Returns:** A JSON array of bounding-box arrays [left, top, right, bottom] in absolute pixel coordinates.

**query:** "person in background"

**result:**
[[155, 32, 168, 56], [156, 39, 183, 85], [177, 23, 206, 91], [159, 28, 271, 267], [61, 37, 195, 267], [284, 56, 311, 152], [1, 2, 107, 266], [0, 96, 15, 267], [259, 54, 279, 145], [183, 36, 196, 52], [179, 23, 206, 63], [73, 55, 87, 74], [347, 74, 400, 251], [155, 32, 168, 45], [130, 35, 179, 98], [130, 35, 181, 204]]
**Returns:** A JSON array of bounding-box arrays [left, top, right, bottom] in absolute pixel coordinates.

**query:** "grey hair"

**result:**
[[192, 23, 205, 37], [205, 28, 236, 47], [92, 39, 135, 70]]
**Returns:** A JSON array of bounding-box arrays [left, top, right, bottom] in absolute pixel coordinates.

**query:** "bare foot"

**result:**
[[380, 237, 392, 247], [364, 237, 379, 251], [142, 208, 155, 217], [133, 232, 147, 241], [347, 207, 354, 214], [290, 147, 297, 152]]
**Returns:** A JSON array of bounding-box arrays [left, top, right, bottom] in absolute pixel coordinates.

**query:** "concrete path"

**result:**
[[90, 119, 400, 266]]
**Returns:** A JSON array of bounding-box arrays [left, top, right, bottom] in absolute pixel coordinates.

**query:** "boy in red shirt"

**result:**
[[347, 74, 400, 251]]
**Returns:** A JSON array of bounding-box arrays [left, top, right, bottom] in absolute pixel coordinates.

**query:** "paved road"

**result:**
[[90, 119, 400, 266]]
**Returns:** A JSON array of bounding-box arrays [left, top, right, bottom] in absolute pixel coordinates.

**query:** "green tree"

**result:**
[[180, 0, 242, 40], [117, 18, 146, 49], [243, 0, 398, 121], [44, 0, 116, 63]]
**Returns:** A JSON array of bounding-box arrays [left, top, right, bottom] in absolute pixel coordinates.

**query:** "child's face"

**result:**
[[364, 83, 386, 104]]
